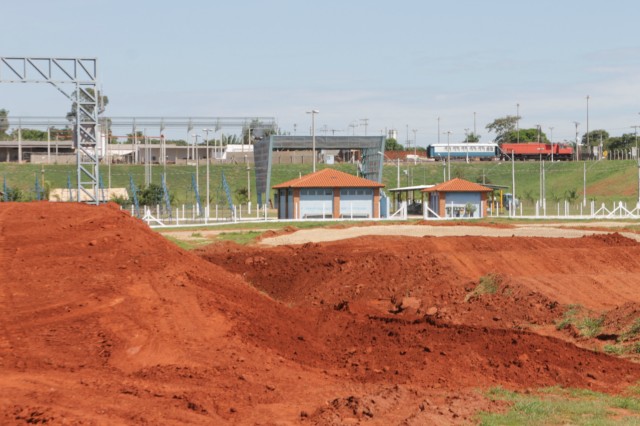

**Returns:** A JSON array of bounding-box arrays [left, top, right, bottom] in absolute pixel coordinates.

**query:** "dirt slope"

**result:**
[[1, 202, 640, 425]]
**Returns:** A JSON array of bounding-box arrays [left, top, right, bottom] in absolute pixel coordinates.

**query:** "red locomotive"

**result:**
[[500, 142, 574, 161]]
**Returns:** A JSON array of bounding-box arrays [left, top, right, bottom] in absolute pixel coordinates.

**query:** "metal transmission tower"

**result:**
[[0, 57, 102, 203]]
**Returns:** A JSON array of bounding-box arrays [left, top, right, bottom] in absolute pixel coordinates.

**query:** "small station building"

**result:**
[[273, 168, 385, 219], [422, 178, 493, 218]]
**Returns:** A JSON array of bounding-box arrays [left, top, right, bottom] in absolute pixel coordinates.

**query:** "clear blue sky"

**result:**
[[2, 0, 640, 145]]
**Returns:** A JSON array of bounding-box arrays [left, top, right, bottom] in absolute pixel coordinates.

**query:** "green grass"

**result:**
[[216, 230, 263, 245], [578, 316, 605, 338], [465, 273, 501, 302], [555, 305, 606, 338], [2, 159, 640, 209], [556, 304, 582, 331], [621, 319, 640, 342], [479, 386, 640, 425]]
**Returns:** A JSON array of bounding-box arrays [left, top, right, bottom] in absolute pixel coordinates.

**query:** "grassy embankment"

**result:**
[[1, 160, 638, 209]]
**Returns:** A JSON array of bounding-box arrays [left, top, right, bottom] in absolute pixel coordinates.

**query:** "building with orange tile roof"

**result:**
[[273, 168, 385, 219], [421, 178, 493, 218]]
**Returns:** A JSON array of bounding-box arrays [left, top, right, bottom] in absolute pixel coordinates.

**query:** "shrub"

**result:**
[[465, 273, 501, 302]]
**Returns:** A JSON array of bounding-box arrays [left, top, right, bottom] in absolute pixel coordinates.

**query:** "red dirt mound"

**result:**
[[2, 202, 640, 425]]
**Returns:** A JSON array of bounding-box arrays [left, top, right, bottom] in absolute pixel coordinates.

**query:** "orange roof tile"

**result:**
[[421, 178, 492, 193], [273, 168, 384, 189]]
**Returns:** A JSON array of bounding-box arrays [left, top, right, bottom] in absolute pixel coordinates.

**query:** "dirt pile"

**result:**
[[1, 202, 640, 425]]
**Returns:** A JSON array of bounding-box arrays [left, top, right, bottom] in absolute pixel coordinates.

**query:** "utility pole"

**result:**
[[586, 95, 590, 155], [516, 103, 520, 144], [511, 149, 516, 217], [549, 126, 554, 162], [473, 112, 477, 135], [307, 110, 319, 172], [583, 161, 587, 207], [360, 118, 369, 136], [573, 121, 580, 161], [633, 124, 640, 206], [445, 131, 452, 180], [203, 128, 213, 218], [412, 128, 418, 164]]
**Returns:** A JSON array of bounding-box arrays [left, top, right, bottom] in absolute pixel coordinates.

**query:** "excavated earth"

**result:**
[[2, 202, 640, 425]]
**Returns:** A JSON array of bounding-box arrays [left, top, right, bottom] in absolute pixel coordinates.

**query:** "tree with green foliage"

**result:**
[[242, 119, 278, 145], [234, 187, 249, 205], [0, 109, 8, 140], [581, 129, 609, 147], [485, 115, 519, 143], [66, 88, 108, 122], [137, 183, 164, 206], [222, 134, 240, 146], [1, 187, 24, 202], [465, 132, 481, 142], [500, 128, 548, 143], [385, 138, 404, 151], [607, 133, 636, 151], [10, 128, 47, 141]]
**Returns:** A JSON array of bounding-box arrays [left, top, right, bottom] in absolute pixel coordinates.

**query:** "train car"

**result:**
[[426, 142, 500, 161], [500, 142, 574, 161]]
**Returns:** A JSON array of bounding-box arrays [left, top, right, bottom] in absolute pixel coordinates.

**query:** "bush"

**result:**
[[465, 273, 501, 302]]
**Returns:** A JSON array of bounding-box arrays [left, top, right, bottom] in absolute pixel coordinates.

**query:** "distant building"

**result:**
[[273, 168, 385, 219], [422, 178, 493, 218]]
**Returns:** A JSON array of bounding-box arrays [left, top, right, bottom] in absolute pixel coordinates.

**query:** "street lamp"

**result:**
[[573, 121, 580, 161], [247, 165, 251, 206], [412, 128, 418, 164], [203, 128, 213, 218], [586, 95, 590, 158], [516, 103, 520, 144], [306, 109, 319, 172], [191, 134, 201, 194], [549, 126, 554, 162], [444, 131, 452, 180]]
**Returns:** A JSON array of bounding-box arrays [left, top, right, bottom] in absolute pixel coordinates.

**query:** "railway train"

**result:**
[[425, 142, 574, 161], [426, 142, 500, 161], [500, 142, 574, 161]]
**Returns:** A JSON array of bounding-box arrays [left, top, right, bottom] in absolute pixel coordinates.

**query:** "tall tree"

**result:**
[[0, 109, 9, 140], [464, 132, 481, 142], [385, 138, 404, 151], [581, 129, 609, 147], [242, 119, 278, 145], [485, 115, 520, 143], [66, 88, 108, 122], [607, 133, 635, 151], [501, 128, 548, 143]]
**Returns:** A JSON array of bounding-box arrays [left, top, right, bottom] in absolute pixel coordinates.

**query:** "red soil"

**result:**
[[1, 202, 640, 425]]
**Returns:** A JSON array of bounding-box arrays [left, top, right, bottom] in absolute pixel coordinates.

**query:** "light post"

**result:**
[[247, 165, 251, 206], [360, 118, 369, 136], [549, 126, 554, 162], [444, 131, 452, 180], [203, 128, 213, 218], [192, 133, 201, 198], [635, 117, 640, 205], [473, 112, 477, 135], [516, 103, 520, 144], [586, 95, 590, 158], [412, 128, 418, 164], [573, 121, 580, 161], [306, 109, 319, 172]]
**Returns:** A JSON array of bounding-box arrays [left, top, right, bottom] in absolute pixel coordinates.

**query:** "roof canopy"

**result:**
[[422, 178, 492, 193], [273, 168, 385, 189]]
